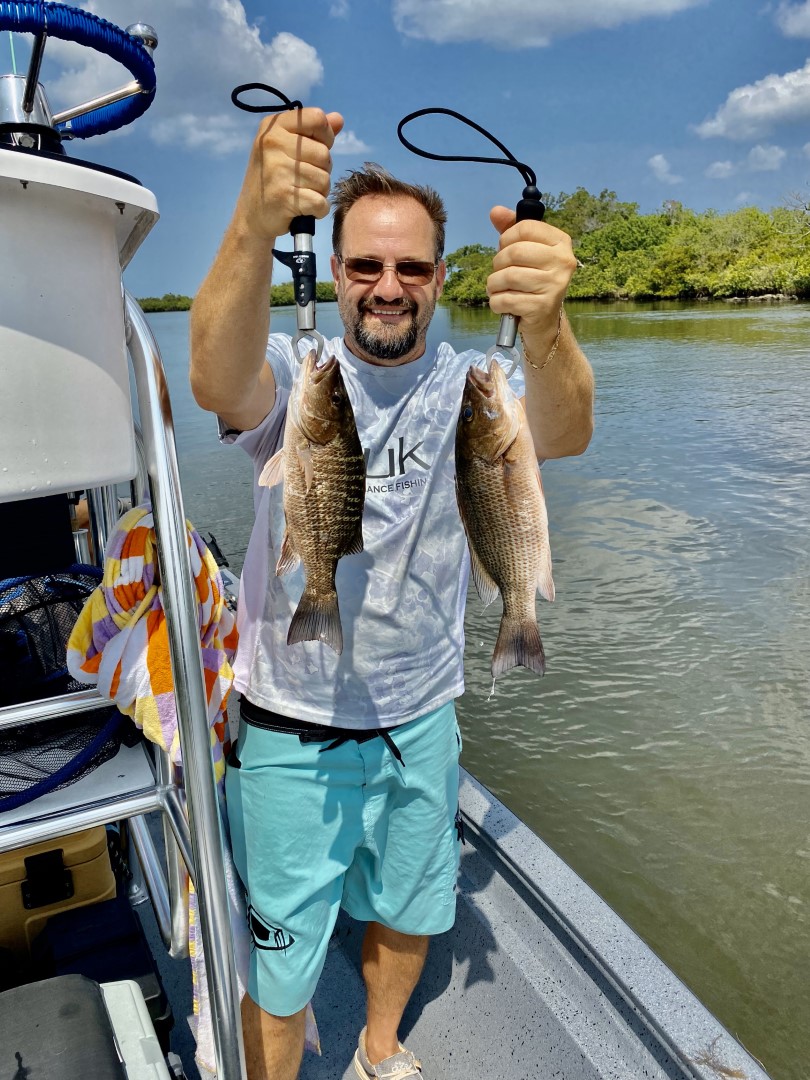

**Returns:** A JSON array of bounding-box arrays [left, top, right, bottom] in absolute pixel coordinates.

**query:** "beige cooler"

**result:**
[[0, 825, 116, 956]]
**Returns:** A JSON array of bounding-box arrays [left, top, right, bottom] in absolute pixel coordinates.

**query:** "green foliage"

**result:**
[[270, 281, 337, 305], [545, 187, 639, 244], [443, 244, 496, 306], [138, 293, 192, 312], [316, 281, 337, 302], [140, 283, 338, 312], [443, 192, 810, 303]]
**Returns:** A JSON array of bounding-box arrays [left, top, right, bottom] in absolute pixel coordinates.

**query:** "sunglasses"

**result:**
[[337, 255, 438, 286]]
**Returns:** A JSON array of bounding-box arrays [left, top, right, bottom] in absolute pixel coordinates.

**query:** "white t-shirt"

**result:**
[[221, 334, 525, 730]]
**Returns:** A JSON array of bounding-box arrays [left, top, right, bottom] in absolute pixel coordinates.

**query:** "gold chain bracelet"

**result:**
[[522, 304, 565, 372]]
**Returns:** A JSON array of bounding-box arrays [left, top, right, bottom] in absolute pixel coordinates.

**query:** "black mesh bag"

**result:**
[[0, 566, 136, 812]]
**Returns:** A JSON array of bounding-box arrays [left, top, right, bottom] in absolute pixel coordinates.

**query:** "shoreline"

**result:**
[[139, 292, 804, 313]]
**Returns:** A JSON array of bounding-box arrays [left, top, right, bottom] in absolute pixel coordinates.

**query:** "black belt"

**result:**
[[239, 698, 405, 766]]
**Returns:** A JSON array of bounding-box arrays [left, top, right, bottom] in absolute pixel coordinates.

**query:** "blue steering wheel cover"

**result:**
[[0, 1, 156, 138]]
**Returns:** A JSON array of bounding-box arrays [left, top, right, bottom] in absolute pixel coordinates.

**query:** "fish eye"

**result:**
[[330, 391, 344, 406], [462, 405, 473, 421]]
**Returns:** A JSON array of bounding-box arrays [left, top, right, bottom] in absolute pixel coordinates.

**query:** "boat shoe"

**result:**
[[354, 1027, 424, 1079]]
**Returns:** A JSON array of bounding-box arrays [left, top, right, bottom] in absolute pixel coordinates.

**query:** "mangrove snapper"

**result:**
[[455, 361, 554, 677], [259, 350, 365, 653]]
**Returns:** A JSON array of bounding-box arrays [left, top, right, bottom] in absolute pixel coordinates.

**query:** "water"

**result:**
[[150, 301, 809, 1080]]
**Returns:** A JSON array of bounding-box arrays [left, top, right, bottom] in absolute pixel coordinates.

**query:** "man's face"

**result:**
[[331, 196, 446, 367]]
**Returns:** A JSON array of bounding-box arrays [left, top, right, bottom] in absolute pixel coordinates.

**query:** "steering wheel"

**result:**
[[0, 1, 156, 138]]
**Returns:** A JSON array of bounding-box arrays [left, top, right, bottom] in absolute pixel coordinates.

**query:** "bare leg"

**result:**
[[362, 922, 429, 1064], [241, 994, 306, 1080]]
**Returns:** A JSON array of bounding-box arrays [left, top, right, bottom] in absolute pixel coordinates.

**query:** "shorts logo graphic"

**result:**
[[247, 905, 295, 952]]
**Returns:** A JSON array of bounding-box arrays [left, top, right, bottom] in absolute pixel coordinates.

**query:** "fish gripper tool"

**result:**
[[397, 106, 546, 378], [231, 82, 325, 363], [486, 185, 546, 377]]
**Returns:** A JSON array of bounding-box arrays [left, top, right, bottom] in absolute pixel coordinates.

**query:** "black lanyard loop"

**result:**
[[397, 107, 546, 371], [231, 83, 320, 357], [397, 107, 545, 220]]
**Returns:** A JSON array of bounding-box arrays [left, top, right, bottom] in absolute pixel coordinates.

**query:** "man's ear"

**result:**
[[330, 254, 340, 289], [436, 259, 447, 297]]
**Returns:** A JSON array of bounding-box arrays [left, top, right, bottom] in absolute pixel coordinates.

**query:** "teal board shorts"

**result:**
[[225, 700, 462, 1017]]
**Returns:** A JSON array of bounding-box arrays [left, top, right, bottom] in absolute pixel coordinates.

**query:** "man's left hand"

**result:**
[[487, 207, 577, 332]]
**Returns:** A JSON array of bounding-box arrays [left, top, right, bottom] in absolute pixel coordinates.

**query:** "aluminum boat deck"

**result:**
[[136, 764, 769, 1080]]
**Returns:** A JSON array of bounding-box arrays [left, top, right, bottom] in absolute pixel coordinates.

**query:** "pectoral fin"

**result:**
[[275, 531, 300, 576], [533, 469, 555, 602], [457, 478, 499, 607], [537, 554, 555, 603], [345, 520, 364, 556], [469, 542, 499, 607], [259, 450, 284, 488], [296, 442, 315, 492]]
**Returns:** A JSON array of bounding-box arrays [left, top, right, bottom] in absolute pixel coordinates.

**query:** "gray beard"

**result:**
[[353, 312, 420, 360], [339, 293, 436, 362]]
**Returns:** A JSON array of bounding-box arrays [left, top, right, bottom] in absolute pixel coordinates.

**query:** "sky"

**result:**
[[7, 0, 810, 296]]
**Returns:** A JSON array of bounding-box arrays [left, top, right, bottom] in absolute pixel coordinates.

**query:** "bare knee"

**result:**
[[241, 995, 307, 1080]]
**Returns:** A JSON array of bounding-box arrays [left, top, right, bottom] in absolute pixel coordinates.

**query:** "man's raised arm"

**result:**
[[487, 207, 594, 460], [189, 108, 344, 434]]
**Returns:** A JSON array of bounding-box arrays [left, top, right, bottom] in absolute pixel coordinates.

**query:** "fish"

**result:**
[[455, 360, 555, 678], [259, 350, 365, 654]]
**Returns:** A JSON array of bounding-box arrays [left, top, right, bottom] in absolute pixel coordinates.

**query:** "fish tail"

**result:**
[[491, 616, 545, 678], [287, 589, 343, 655]]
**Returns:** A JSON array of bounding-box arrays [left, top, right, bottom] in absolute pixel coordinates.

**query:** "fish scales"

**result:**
[[455, 361, 554, 678], [284, 430, 364, 595], [259, 350, 365, 654]]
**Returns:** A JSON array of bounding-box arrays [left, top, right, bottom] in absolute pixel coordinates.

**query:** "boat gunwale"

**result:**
[[458, 767, 771, 1080]]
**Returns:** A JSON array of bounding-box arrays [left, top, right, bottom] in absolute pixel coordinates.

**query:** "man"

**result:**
[[190, 108, 593, 1080]]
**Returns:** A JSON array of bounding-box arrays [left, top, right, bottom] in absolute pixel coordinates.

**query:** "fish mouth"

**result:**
[[310, 353, 337, 382], [466, 366, 495, 397]]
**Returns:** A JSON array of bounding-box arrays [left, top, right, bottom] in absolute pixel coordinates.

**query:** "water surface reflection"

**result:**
[[153, 300, 809, 1080]]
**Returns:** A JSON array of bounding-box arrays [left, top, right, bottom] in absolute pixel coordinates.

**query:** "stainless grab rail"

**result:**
[[0, 688, 105, 730], [156, 749, 191, 958], [125, 292, 246, 1079], [128, 812, 173, 947], [0, 787, 162, 853]]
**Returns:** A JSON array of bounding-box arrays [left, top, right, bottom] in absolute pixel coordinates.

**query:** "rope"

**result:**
[[231, 82, 301, 114], [397, 106, 538, 191]]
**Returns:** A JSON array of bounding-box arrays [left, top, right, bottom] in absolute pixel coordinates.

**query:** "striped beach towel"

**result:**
[[66, 503, 237, 775], [66, 503, 320, 1073]]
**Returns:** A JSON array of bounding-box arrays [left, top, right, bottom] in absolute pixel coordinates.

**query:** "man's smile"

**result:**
[[366, 308, 413, 322]]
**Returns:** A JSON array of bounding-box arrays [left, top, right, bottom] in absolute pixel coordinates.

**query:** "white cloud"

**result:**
[[330, 0, 350, 15], [734, 192, 754, 205], [706, 160, 736, 179], [804, 141, 810, 156], [746, 143, 786, 171], [332, 129, 371, 155], [775, 1, 810, 37], [42, 2, 323, 155], [695, 60, 810, 140], [648, 153, 683, 183], [392, 0, 706, 48], [705, 146, 786, 178], [151, 113, 247, 157]]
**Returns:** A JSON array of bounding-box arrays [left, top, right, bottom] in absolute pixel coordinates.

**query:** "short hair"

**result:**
[[331, 163, 447, 261]]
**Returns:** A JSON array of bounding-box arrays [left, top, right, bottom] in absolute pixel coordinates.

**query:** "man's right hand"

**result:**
[[190, 107, 343, 433], [234, 108, 345, 243]]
